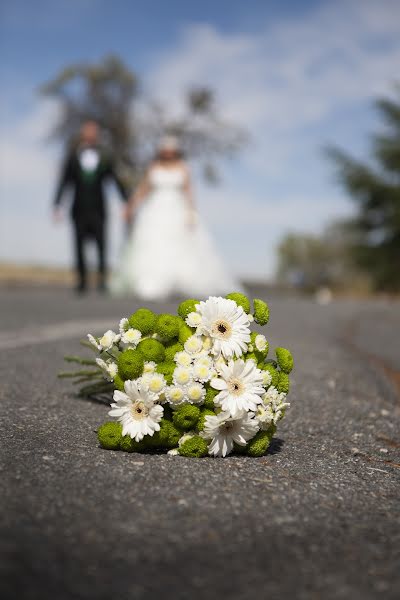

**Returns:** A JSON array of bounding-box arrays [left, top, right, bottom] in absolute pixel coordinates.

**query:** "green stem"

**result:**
[[58, 369, 100, 378], [64, 355, 97, 366]]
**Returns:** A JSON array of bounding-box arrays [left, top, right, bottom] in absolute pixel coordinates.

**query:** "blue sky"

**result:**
[[1, 0, 400, 278]]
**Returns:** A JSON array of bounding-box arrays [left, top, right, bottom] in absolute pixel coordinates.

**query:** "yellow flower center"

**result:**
[[131, 400, 149, 420], [212, 319, 232, 339]]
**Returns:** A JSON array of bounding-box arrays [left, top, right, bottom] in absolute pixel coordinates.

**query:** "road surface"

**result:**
[[1, 287, 399, 600]]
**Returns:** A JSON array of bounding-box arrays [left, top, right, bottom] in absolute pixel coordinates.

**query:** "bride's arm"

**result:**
[[182, 165, 197, 227], [125, 169, 151, 220]]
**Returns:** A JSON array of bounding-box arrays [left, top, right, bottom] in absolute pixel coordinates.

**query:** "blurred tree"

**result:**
[[41, 55, 245, 187], [276, 222, 369, 292], [327, 87, 400, 292]]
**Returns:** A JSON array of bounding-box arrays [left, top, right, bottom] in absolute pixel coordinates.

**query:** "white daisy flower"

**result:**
[[201, 410, 259, 457], [121, 328, 142, 347], [259, 386, 290, 426], [96, 358, 118, 381], [202, 336, 213, 351], [143, 361, 157, 374], [145, 373, 167, 396], [194, 355, 212, 369], [174, 351, 193, 368], [186, 311, 202, 328], [165, 385, 188, 406], [195, 297, 251, 359], [173, 365, 193, 386], [255, 403, 274, 429], [255, 334, 267, 353], [192, 362, 211, 383], [98, 330, 121, 351], [108, 381, 163, 442], [262, 370, 272, 386], [214, 355, 227, 374], [119, 318, 129, 335], [87, 333, 101, 351], [187, 382, 206, 404], [184, 335, 204, 355], [211, 359, 264, 416]]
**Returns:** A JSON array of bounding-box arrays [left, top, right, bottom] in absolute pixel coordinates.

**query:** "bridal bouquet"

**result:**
[[60, 293, 293, 457]]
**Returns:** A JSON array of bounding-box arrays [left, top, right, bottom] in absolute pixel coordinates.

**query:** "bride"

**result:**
[[111, 136, 241, 300]]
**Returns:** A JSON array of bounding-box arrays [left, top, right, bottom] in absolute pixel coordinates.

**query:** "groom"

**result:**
[[53, 120, 128, 293]]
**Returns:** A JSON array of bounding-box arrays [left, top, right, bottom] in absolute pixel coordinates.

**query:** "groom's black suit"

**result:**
[[54, 145, 128, 290]]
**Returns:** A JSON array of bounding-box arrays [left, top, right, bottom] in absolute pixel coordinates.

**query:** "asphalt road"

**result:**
[[1, 287, 399, 600]]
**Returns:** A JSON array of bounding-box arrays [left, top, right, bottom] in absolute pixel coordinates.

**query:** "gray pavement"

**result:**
[[1, 287, 400, 600]]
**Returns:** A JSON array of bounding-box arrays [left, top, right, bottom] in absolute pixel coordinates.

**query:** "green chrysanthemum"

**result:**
[[196, 407, 216, 432], [155, 314, 181, 342], [166, 421, 183, 448], [128, 308, 157, 335], [253, 298, 270, 325], [164, 341, 184, 362], [113, 374, 125, 391], [98, 421, 122, 450], [120, 435, 146, 453], [203, 385, 219, 409], [275, 347, 294, 374], [225, 292, 251, 314], [177, 299, 199, 319], [276, 371, 290, 394], [137, 338, 165, 363], [178, 323, 194, 344], [178, 435, 208, 457], [145, 418, 173, 448], [155, 361, 175, 385], [173, 404, 201, 431], [259, 363, 279, 388], [117, 349, 144, 380], [246, 428, 275, 457]]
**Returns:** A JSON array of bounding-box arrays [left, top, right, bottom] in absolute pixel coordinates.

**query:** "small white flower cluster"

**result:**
[[86, 295, 293, 457]]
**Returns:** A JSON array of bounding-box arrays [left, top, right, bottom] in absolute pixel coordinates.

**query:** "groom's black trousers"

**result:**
[[73, 217, 106, 287]]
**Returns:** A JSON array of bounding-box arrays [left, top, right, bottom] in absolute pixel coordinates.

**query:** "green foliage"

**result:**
[[155, 361, 175, 385], [178, 323, 194, 344], [172, 404, 201, 431], [327, 88, 400, 291], [177, 299, 199, 319], [113, 374, 125, 391], [117, 349, 144, 380], [120, 435, 146, 453], [275, 348, 294, 374], [178, 436, 208, 457], [246, 428, 274, 457], [129, 308, 157, 335], [196, 408, 216, 432], [225, 292, 251, 313], [164, 341, 184, 362], [137, 338, 165, 363], [41, 56, 246, 187], [155, 314, 181, 342], [276, 371, 290, 394], [253, 299, 269, 325], [203, 385, 219, 409], [98, 422, 122, 450], [260, 363, 279, 388], [145, 419, 172, 448]]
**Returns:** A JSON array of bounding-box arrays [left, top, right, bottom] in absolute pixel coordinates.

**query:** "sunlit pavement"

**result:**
[[1, 286, 400, 600]]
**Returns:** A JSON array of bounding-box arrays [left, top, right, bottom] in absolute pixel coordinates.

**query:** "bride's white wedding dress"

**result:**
[[110, 165, 240, 300]]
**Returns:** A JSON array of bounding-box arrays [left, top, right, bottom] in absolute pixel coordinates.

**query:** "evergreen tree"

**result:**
[[328, 88, 400, 292]]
